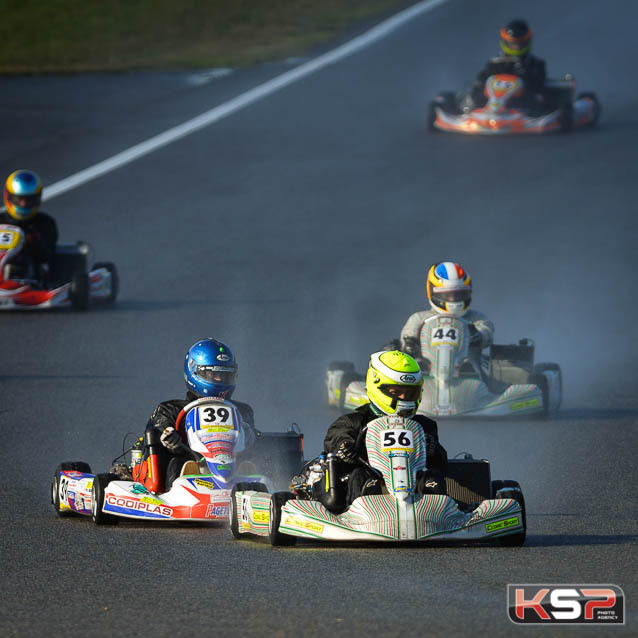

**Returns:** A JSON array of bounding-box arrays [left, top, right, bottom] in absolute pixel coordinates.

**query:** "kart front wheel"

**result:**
[[268, 492, 297, 546], [52, 462, 92, 517], [577, 92, 601, 127], [229, 482, 268, 540], [91, 473, 119, 525], [92, 261, 119, 304], [495, 481, 526, 547]]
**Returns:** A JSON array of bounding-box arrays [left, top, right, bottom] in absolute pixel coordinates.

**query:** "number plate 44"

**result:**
[[431, 326, 459, 346]]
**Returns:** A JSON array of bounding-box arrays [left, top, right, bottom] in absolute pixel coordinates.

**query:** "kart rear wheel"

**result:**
[[528, 372, 549, 419], [92, 261, 119, 304], [69, 270, 90, 312], [534, 363, 562, 415], [91, 473, 120, 525], [495, 482, 526, 547], [52, 462, 92, 517], [268, 492, 297, 546], [577, 92, 601, 127], [229, 482, 269, 540]]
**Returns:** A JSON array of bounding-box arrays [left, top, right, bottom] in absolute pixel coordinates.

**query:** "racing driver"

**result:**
[[470, 19, 547, 110], [145, 338, 257, 490], [323, 350, 448, 507], [1, 169, 58, 280], [399, 261, 494, 369]]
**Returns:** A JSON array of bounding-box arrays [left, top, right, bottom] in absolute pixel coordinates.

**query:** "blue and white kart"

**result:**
[[51, 398, 304, 525]]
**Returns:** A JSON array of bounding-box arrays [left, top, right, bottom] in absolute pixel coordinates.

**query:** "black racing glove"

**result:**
[[402, 336, 421, 357], [160, 426, 184, 452], [335, 440, 358, 465], [425, 434, 438, 461], [468, 324, 482, 347]]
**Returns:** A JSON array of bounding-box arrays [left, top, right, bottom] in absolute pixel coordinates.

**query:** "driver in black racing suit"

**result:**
[[470, 19, 547, 112], [323, 350, 447, 509], [1, 170, 58, 280], [145, 338, 257, 490]]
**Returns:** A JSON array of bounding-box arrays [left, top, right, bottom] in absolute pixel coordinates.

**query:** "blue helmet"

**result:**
[[184, 338, 237, 398], [4, 169, 43, 221]]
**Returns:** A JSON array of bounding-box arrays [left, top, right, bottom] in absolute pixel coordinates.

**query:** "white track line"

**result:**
[[43, 0, 447, 201]]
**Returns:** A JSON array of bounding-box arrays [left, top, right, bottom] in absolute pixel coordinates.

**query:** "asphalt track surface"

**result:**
[[1, 1, 637, 636]]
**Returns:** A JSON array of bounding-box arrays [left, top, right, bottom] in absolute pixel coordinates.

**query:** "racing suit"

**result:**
[[146, 391, 257, 490], [400, 309, 494, 371], [0, 210, 58, 278], [471, 54, 547, 111], [323, 403, 448, 508]]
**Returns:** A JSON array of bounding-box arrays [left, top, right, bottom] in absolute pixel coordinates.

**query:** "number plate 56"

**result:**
[[382, 429, 414, 451]]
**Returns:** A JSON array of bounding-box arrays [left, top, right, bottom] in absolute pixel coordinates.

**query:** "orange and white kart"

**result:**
[[428, 73, 600, 134], [0, 224, 117, 311]]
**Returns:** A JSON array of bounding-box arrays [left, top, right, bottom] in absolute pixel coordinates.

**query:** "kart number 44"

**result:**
[[431, 327, 459, 346]]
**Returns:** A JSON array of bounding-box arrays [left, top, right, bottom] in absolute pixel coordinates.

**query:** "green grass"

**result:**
[[0, 0, 410, 73]]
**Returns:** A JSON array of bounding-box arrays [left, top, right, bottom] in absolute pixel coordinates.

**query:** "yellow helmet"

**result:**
[[365, 350, 423, 417]]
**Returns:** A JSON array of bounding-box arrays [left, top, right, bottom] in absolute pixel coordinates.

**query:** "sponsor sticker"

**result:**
[[106, 494, 172, 516], [486, 517, 520, 533], [206, 504, 228, 518], [510, 398, 540, 411], [194, 478, 215, 489], [284, 515, 324, 534], [253, 510, 269, 523], [508, 584, 624, 625]]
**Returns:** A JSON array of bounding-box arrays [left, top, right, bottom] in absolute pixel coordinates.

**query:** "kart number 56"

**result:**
[[382, 429, 414, 450]]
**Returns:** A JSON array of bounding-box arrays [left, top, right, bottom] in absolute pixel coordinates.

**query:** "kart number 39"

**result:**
[[382, 429, 414, 451], [198, 406, 236, 427], [431, 327, 459, 346]]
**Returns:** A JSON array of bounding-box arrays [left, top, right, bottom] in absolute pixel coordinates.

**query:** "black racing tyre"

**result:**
[[577, 92, 601, 127], [528, 372, 549, 419], [92, 261, 119, 304], [230, 482, 269, 539], [69, 270, 90, 311], [491, 480, 504, 499], [534, 362, 562, 415], [51, 462, 92, 517], [559, 101, 573, 132], [495, 484, 526, 547], [91, 473, 120, 525], [268, 492, 297, 546]]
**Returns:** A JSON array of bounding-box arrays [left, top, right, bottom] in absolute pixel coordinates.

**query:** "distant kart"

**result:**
[[428, 73, 600, 134], [0, 223, 117, 310], [51, 398, 304, 525], [230, 415, 526, 546], [326, 314, 562, 418]]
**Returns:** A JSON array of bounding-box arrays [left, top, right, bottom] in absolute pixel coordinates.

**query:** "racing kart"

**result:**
[[428, 72, 600, 134], [326, 314, 562, 418], [51, 397, 304, 525], [229, 415, 526, 546], [0, 223, 117, 310]]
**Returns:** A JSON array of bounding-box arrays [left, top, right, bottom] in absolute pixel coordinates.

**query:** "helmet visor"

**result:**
[[431, 288, 471, 304], [7, 192, 41, 209], [196, 366, 236, 386], [380, 384, 421, 402]]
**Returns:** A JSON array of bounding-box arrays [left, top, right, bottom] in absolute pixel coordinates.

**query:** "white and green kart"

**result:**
[[229, 416, 525, 546], [327, 314, 562, 418]]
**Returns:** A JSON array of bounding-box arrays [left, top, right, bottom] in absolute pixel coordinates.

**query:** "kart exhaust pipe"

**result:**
[[133, 429, 164, 494]]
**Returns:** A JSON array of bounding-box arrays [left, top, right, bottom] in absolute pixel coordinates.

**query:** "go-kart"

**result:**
[[0, 223, 117, 310], [229, 415, 525, 545], [326, 314, 562, 418], [428, 72, 600, 134], [51, 397, 304, 525]]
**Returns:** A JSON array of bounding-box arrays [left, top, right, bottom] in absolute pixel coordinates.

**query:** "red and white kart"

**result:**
[[51, 397, 304, 525], [0, 223, 117, 310], [428, 73, 600, 134]]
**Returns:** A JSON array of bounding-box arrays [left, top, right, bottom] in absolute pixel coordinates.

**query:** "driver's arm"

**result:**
[[470, 313, 495, 349], [400, 311, 426, 356], [323, 413, 362, 463]]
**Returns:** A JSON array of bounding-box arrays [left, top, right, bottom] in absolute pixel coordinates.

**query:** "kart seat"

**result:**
[[180, 460, 201, 477]]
